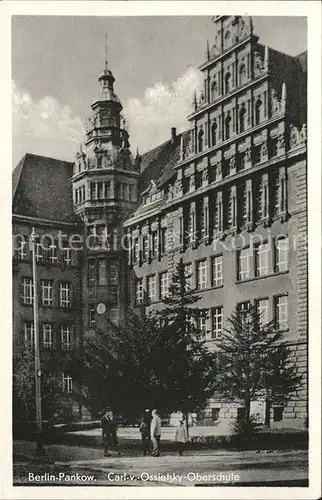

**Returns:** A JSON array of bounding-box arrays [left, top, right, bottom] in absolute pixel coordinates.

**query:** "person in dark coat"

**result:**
[[139, 409, 151, 456], [101, 409, 118, 456]]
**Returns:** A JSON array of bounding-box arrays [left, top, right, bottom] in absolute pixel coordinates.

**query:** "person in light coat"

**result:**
[[175, 419, 187, 456], [150, 409, 162, 457]]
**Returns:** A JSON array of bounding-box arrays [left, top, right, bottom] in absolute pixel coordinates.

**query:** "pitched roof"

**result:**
[[12, 153, 76, 223], [138, 130, 190, 194]]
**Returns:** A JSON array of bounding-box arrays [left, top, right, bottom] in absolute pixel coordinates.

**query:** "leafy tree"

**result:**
[[71, 261, 215, 425], [13, 344, 66, 423], [212, 305, 302, 427]]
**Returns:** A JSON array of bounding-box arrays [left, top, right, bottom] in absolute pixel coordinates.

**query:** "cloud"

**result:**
[[123, 66, 203, 153], [12, 81, 85, 167]]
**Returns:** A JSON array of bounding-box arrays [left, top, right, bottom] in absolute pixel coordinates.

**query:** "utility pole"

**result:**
[[31, 227, 45, 456]]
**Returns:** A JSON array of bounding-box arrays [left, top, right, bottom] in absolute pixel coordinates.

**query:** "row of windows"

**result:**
[[135, 239, 287, 304], [201, 405, 285, 423], [13, 238, 72, 265], [21, 278, 72, 308], [74, 181, 135, 204], [23, 322, 73, 350], [195, 98, 268, 152], [196, 295, 288, 340]]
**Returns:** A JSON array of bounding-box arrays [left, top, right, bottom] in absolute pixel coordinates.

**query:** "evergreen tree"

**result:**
[[212, 304, 302, 426]]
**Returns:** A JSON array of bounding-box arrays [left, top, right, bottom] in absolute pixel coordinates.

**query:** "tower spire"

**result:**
[[105, 32, 108, 70]]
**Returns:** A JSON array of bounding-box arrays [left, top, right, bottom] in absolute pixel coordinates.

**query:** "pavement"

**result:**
[[13, 441, 308, 487]]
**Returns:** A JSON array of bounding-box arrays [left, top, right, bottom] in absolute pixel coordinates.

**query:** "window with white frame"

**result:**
[[133, 238, 139, 263], [59, 282, 71, 308], [256, 298, 269, 326], [63, 247, 71, 266], [237, 301, 251, 324], [275, 237, 289, 273], [61, 325, 71, 350], [135, 279, 143, 304], [89, 304, 96, 325], [275, 295, 289, 330], [62, 373, 73, 394], [98, 259, 107, 286], [23, 321, 34, 344], [237, 248, 251, 281], [255, 243, 269, 277], [35, 242, 43, 263], [212, 255, 223, 287], [142, 236, 149, 260], [49, 244, 58, 264], [110, 308, 119, 325], [147, 275, 156, 303], [16, 237, 27, 260], [109, 262, 118, 285], [197, 311, 208, 335], [159, 272, 169, 300], [21, 278, 34, 305], [197, 260, 208, 290], [42, 323, 53, 348], [41, 280, 53, 306], [212, 307, 223, 339], [184, 263, 193, 289]]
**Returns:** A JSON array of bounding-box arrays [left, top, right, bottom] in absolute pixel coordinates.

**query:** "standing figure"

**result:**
[[139, 409, 151, 456], [101, 409, 118, 457], [175, 419, 187, 456], [150, 409, 162, 457]]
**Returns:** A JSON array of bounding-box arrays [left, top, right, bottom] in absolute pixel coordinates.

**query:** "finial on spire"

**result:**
[[193, 90, 197, 110], [105, 32, 108, 70], [206, 39, 210, 59]]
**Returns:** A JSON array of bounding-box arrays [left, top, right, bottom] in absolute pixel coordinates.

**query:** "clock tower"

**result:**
[[72, 60, 140, 333]]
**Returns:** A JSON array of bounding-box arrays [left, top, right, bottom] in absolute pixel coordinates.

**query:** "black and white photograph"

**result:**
[[1, 1, 321, 498]]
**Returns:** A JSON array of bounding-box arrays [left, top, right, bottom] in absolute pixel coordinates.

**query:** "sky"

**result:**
[[12, 15, 307, 167]]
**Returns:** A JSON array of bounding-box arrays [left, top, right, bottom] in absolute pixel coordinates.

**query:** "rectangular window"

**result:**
[[275, 238, 289, 272], [275, 295, 289, 330], [133, 238, 139, 263], [237, 248, 251, 281], [98, 259, 107, 286], [159, 272, 169, 300], [16, 238, 27, 260], [24, 321, 34, 344], [151, 231, 158, 257], [271, 170, 280, 217], [61, 325, 71, 350], [255, 243, 269, 277], [35, 243, 43, 263], [197, 311, 208, 335], [60, 282, 71, 308], [41, 280, 53, 306], [88, 261, 97, 287], [104, 181, 111, 199], [89, 304, 96, 326], [270, 138, 278, 158], [135, 279, 143, 305], [237, 301, 251, 319], [187, 210, 194, 243], [97, 181, 104, 199], [21, 278, 33, 305], [212, 255, 223, 287], [110, 308, 119, 325], [200, 201, 207, 238], [49, 244, 58, 264], [256, 298, 269, 326], [197, 260, 208, 290], [42, 323, 53, 348], [109, 262, 118, 285], [147, 275, 156, 303], [184, 263, 193, 289], [212, 306, 223, 339], [62, 373, 73, 394], [253, 144, 261, 164], [142, 236, 149, 260], [255, 178, 263, 221], [63, 247, 72, 266], [160, 228, 167, 253], [90, 182, 96, 200]]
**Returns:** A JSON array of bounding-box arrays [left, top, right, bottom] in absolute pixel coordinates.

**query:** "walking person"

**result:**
[[150, 409, 162, 457], [175, 419, 187, 456], [139, 409, 151, 456]]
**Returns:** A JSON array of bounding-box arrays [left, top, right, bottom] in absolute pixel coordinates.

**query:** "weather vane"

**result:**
[[105, 32, 108, 70]]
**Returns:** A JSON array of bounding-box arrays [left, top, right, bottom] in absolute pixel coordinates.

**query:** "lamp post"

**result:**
[[31, 227, 45, 456]]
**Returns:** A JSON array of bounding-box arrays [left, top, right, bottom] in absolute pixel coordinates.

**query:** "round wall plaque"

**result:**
[[96, 303, 106, 315]]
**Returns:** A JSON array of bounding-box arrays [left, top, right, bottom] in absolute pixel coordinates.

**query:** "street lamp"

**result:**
[[30, 227, 45, 456]]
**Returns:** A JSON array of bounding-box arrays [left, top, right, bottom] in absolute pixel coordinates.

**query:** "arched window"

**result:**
[[224, 30, 231, 49], [225, 72, 231, 94], [211, 120, 217, 146], [211, 80, 217, 101], [198, 127, 204, 152], [225, 113, 231, 140], [239, 64, 246, 86], [255, 98, 262, 125], [239, 106, 246, 133]]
